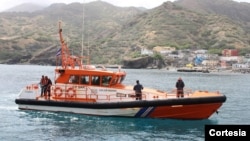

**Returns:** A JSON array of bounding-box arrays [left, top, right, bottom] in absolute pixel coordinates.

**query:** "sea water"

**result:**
[[0, 64, 249, 141]]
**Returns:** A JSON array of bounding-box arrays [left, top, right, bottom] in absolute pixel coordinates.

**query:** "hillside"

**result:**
[[0, 1, 143, 65], [0, 0, 250, 65], [116, 2, 249, 50], [5, 3, 46, 12], [176, 0, 250, 23]]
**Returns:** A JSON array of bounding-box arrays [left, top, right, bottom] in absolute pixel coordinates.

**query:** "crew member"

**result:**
[[133, 80, 143, 100], [176, 77, 185, 98], [40, 75, 46, 97]]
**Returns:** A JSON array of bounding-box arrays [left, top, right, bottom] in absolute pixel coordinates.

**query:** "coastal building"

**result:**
[[153, 46, 175, 55], [141, 48, 153, 55], [220, 56, 243, 68], [232, 63, 250, 73], [202, 60, 219, 69], [194, 49, 208, 54], [222, 49, 238, 56], [245, 54, 250, 58]]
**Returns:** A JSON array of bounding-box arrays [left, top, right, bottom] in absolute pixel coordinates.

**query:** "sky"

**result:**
[[0, 0, 250, 12]]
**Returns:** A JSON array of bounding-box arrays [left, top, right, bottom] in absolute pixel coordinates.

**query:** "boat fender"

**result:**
[[54, 87, 63, 97], [66, 87, 76, 98]]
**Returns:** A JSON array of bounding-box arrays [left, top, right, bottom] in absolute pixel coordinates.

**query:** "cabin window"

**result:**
[[117, 76, 122, 84], [80, 75, 89, 84], [101, 76, 112, 86], [69, 75, 79, 84], [120, 76, 125, 83], [91, 76, 100, 85], [111, 77, 117, 85]]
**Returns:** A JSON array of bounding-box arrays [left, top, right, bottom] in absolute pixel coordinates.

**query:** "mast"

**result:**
[[58, 21, 67, 69], [81, 0, 90, 66], [58, 21, 81, 69], [81, 1, 85, 65]]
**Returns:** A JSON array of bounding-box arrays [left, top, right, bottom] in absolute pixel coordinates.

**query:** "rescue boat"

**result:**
[[15, 22, 226, 120]]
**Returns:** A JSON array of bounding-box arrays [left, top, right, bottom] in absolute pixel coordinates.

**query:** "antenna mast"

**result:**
[[81, 0, 85, 65]]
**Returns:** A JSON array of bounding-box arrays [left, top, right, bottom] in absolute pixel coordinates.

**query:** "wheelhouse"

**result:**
[[55, 68, 126, 87]]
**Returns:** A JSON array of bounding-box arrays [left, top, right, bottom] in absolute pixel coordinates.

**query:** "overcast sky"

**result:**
[[0, 0, 250, 12]]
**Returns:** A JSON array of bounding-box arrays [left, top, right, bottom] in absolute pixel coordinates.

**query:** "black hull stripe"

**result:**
[[15, 95, 226, 109]]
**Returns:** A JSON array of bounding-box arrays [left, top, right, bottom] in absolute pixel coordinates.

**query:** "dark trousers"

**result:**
[[136, 93, 142, 100], [41, 86, 45, 96], [44, 86, 51, 97], [177, 89, 184, 98], [47, 87, 51, 97]]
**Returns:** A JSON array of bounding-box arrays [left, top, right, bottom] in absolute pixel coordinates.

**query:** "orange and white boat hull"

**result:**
[[15, 95, 226, 120]]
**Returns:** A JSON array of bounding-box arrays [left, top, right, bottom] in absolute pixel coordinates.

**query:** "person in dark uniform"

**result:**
[[44, 76, 52, 99], [133, 80, 143, 100], [176, 77, 185, 98]]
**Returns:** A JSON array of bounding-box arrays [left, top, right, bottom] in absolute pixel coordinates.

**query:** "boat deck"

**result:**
[[20, 83, 222, 103]]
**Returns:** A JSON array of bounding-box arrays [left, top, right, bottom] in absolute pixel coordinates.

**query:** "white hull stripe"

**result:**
[[18, 104, 140, 117], [135, 107, 155, 118]]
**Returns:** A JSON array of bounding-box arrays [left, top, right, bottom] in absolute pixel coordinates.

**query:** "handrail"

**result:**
[[23, 83, 202, 102], [50, 84, 147, 102]]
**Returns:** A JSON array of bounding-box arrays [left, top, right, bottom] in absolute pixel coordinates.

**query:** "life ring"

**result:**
[[66, 87, 76, 98], [32, 84, 39, 89], [54, 87, 63, 97]]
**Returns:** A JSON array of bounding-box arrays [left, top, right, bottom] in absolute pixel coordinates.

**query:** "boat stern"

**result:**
[[16, 83, 40, 100]]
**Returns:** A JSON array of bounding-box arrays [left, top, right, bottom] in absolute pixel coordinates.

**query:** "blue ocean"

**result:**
[[1, 64, 249, 141]]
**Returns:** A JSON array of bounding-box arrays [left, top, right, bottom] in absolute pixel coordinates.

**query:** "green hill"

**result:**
[[0, 0, 249, 65]]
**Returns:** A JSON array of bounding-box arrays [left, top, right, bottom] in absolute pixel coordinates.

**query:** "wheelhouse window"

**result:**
[[80, 75, 89, 84], [101, 76, 112, 86], [79, 75, 124, 87], [120, 75, 125, 83], [110, 75, 125, 85], [69, 75, 79, 84], [91, 76, 100, 85], [111, 77, 117, 85]]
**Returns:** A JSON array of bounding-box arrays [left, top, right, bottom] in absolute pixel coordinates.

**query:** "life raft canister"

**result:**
[[54, 87, 63, 97], [66, 87, 76, 98]]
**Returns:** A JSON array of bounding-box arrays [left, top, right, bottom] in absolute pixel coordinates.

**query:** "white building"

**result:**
[[141, 48, 153, 55]]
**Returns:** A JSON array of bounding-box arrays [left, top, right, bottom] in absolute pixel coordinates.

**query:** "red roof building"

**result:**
[[222, 49, 238, 56]]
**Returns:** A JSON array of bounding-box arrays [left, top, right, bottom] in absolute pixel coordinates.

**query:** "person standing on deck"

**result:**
[[133, 80, 143, 100], [40, 75, 46, 97], [44, 76, 52, 99], [176, 77, 185, 98]]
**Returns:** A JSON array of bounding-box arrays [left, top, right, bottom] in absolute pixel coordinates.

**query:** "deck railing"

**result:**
[[21, 83, 197, 102], [50, 84, 141, 102]]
